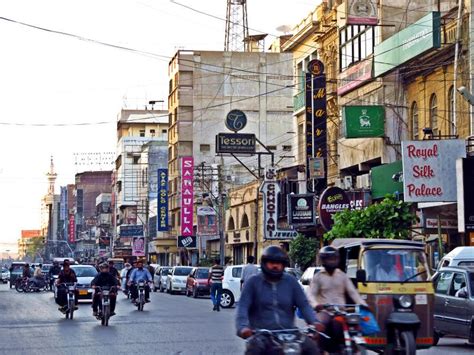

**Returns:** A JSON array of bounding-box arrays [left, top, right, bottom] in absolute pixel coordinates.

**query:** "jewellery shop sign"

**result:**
[[287, 194, 316, 227]]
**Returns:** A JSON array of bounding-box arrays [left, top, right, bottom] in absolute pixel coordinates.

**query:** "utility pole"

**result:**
[[218, 164, 225, 266]]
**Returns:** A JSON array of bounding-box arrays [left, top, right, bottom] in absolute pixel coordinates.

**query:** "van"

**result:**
[[437, 247, 474, 270]]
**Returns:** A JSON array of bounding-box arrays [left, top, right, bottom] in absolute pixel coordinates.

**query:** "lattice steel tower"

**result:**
[[224, 0, 249, 51]]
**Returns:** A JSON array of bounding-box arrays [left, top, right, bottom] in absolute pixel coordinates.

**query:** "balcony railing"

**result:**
[[293, 90, 305, 112]]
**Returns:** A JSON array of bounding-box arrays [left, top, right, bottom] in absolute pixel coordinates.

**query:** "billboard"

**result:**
[[287, 194, 316, 227], [132, 236, 145, 257], [180, 157, 194, 237], [197, 206, 218, 236], [374, 12, 441, 77], [119, 224, 144, 238], [343, 106, 385, 138], [347, 0, 378, 25], [216, 133, 256, 154], [157, 168, 169, 231], [68, 214, 75, 243], [402, 140, 466, 202], [318, 187, 351, 231]]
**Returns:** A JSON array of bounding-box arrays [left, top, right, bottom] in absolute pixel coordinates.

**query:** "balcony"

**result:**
[[293, 90, 305, 113]]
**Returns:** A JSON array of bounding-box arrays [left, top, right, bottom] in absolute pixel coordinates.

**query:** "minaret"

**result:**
[[46, 156, 57, 195]]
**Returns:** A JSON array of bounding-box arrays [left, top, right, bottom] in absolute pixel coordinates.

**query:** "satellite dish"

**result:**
[[276, 25, 292, 34]]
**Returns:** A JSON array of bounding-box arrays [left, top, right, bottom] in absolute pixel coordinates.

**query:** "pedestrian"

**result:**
[[208, 258, 224, 312], [147, 261, 155, 277], [240, 255, 258, 290]]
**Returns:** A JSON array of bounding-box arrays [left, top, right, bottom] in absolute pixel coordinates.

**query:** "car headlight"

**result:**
[[395, 295, 413, 309]]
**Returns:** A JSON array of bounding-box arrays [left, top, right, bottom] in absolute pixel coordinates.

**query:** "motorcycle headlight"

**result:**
[[396, 295, 413, 309]]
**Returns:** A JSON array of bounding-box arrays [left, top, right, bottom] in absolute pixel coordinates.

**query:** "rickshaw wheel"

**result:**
[[433, 331, 441, 346], [399, 331, 416, 355]]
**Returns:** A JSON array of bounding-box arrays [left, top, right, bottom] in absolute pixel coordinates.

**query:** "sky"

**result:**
[[0, 0, 319, 255]]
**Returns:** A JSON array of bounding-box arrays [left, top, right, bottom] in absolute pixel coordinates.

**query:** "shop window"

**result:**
[[339, 25, 375, 71], [411, 101, 419, 140]]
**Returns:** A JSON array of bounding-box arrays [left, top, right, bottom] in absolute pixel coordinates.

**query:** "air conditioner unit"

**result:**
[[343, 176, 353, 190], [334, 178, 344, 189], [356, 174, 371, 189], [225, 175, 235, 182]]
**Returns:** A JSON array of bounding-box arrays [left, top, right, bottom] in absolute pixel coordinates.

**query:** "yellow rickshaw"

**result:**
[[331, 238, 434, 354]]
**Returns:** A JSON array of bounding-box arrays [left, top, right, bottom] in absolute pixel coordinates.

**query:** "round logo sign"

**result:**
[[225, 109, 247, 132], [317, 187, 350, 231], [297, 198, 308, 208], [307, 59, 325, 76]]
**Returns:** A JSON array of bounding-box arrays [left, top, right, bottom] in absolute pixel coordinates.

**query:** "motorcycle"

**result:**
[[248, 327, 324, 355], [24, 277, 49, 292], [136, 280, 146, 311], [322, 304, 368, 355], [58, 283, 77, 319], [14, 277, 28, 293], [95, 286, 116, 326]]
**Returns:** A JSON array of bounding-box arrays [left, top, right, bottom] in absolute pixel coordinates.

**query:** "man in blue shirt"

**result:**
[[128, 260, 152, 303]]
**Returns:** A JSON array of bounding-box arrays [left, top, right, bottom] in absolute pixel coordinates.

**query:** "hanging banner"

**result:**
[[132, 236, 145, 257], [318, 187, 351, 231], [259, 167, 298, 240], [305, 59, 327, 193], [68, 214, 75, 243], [197, 206, 218, 236], [180, 157, 194, 237], [287, 194, 316, 227], [157, 168, 169, 231]]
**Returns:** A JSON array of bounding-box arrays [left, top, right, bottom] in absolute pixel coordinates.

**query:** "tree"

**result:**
[[324, 194, 417, 241], [26, 238, 44, 260], [289, 234, 318, 271]]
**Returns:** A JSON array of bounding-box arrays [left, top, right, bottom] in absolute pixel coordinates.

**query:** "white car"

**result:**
[[220, 265, 245, 308], [154, 266, 172, 292], [299, 266, 323, 293], [166, 266, 193, 294], [54, 265, 97, 302]]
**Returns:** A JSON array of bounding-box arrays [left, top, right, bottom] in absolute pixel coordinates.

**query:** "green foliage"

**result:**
[[26, 238, 44, 258], [324, 194, 417, 241], [289, 234, 318, 270]]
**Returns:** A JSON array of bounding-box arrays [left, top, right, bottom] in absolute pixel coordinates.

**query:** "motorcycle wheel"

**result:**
[[399, 331, 416, 355], [15, 280, 24, 293]]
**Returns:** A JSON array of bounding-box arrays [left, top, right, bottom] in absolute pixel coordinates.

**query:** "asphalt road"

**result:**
[[0, 283, 472, 355]]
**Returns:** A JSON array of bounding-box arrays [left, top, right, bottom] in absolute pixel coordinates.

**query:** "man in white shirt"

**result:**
[[240, 255, 259, 290], [373, 256, 401, 282]]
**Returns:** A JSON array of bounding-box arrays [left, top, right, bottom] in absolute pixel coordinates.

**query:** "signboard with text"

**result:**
[[347, 0, 378, 25], [180, 157, 194, 237], [318, 187, 351, 231], [68, 214, 75, 243], [343, 105, 385, 138], [457, 158, 474, 232], [216, 133, 256, 154], [132, 236, 145, 257], [288, 194, 316, 227], [157, 168, 169, 231], [402, 140, 465, 202], [337, 58, 372, 96], [177, 235, 197, 249]]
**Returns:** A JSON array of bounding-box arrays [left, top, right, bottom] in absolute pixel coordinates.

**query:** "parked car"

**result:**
[[285, 267, 302, 280], [53, 265, 97, 301], [167, 266, 193, 294], [1, 268, 9, 284], [186, 267, 210, 298], [8, 262, 32, 289], [433, 266, 474, 345], [220, 265, 246, 308], [437, 247, 474, 270], [299, 266, 323, 293], [154, 266, 172, 292]]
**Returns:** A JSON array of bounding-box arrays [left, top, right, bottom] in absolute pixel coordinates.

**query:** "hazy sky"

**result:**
[[0, 0, 318, 254]]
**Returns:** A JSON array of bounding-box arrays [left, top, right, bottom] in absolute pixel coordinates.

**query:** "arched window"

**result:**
[[429, 93, 438, 135], [411, 101, 419, 140], [241, 213, 249, 228], [448, 86, 455, 135], [227, 216, 235, 230]]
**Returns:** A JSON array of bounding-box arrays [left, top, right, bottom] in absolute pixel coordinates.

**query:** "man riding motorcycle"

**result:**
[[91, 263, 119, 317], [128, 260, 152, 304], [309, 246, 368, 353], [49, 261, 61, 290], [236, 246, 320, 355], [56, 260, 79, 312]]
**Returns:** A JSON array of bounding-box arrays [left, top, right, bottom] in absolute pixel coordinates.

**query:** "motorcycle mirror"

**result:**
[[356, 269, 367, 285]]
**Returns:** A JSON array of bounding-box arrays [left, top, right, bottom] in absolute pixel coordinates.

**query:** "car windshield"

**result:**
[[196, 269, 209, 278], [161, 268, 171, 276], [174, 267, 192, 276], [71, 267, 98, 278], [364, 249, 430, 282], [11, 265, 25, 273]]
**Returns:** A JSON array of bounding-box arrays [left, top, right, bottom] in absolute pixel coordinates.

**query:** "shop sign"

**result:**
[[374, 12, 441, 77], [197, 206, 218, 236], [132, 236, 145, 257], [337, 58, 372, 96], [225, 109, 247, 132], [177, 235, 197, 249], [402, 140, 465, 202], [288, 194, 316, 226], [120, 225, 144, 238], [318, 187, 351, 231], [180, 157, 194, 236], [68, 214, 75, 243], [259, 167, 297, 240], [347, 0, 378, 25], [371, 161, 404, 199], [309, 157, 325, 179], [457, 158, 474, 232], [216, 133, 256, 154], [343, 105, 384, 138], [425, 218, 457, 230], [157, 168, 169, 231]]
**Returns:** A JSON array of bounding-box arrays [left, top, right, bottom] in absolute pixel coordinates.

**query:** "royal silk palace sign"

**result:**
[[259, 167, 297, 240], [402, 140, 465, 203]]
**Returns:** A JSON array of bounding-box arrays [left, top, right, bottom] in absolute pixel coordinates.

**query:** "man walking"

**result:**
[[208, 258, 224, 311], [240, 255, 258, 290]]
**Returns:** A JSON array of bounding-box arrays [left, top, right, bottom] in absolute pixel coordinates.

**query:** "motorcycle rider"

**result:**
[[128, 259, 152, 304], [56, 260, 79, 312], [309, 246, 368, 353], [49, 261, 61, 290], [125, 260, 137, 296], [120, 263, 131, 292], [91, 263, 119, 317], [22, 263, 32, 279], [32, 263, 45, 289], [108, 260, 120, 282], [236, 246, 320, 355]]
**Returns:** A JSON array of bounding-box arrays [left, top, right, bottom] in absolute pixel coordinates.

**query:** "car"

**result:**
[[1, 268, 9, 284], [53, 265, 98, 301], [8, 262, 32, 289], [107, 258, 125, 272], [41, 264, 52, 275], [432, 266, 474, 345], [185, 267, 210, 298], [220, 264, 245, 308], [166, 266, 193, 294], [437, 247, 474, 270], [285, 267, 303, 280], [299, 266, 323, 293], [154, 266, 172, 292]]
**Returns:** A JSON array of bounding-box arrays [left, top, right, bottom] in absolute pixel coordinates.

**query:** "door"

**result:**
[[443, 272, 470, 336], [228, 267, 242, 301], [433, 271, 453, 333]]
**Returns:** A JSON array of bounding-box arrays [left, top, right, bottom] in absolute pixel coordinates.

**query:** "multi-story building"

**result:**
[[17, 230, 42, 260], [95, 193, 112, 257], [113, 109, 168, 260], [167, 50, 295, 264]]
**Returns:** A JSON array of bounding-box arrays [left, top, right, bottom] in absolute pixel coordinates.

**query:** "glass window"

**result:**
[[340, 25, 375, 71], [449, 273, 467, 297], [430, 93, 438, 135], [174, 267, 192, 276], [364, 249, 430, 282], [411, 101, 419, 140], [435, 272, 453, 294], [232, 267, 242, 278], [196, 269, 209, 279], [71, 266, 97, 278], [448, 86, 455, 135]]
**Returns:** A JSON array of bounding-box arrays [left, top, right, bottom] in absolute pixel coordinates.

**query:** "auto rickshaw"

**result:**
[[331, 238, 434, 354]]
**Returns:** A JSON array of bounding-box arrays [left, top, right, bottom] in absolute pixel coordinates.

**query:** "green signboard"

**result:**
[[343, 105, 385, 138], [371, 161, 404, 199], [374, 12, 441, 77]]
